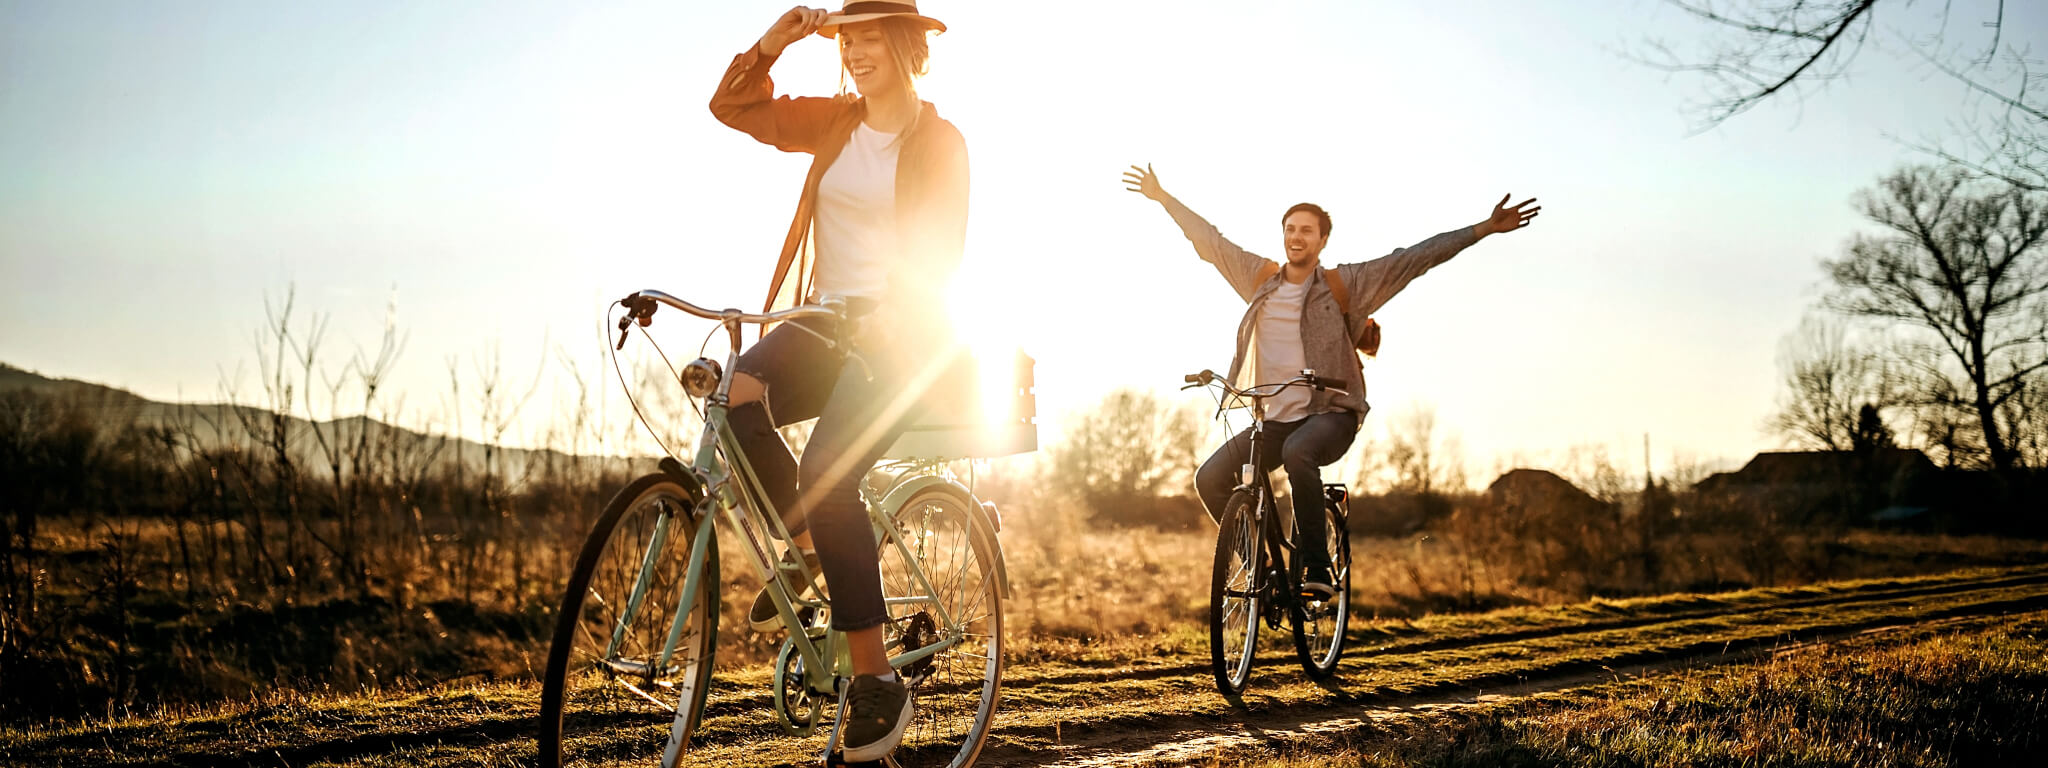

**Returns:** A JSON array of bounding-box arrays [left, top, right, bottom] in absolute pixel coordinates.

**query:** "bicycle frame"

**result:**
[[1192, 369, 1346, 611], [1231, 411, 1299, 614], [606, 295, 968, 704]]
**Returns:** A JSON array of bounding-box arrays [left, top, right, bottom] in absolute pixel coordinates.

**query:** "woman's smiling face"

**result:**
[[838, 21, 898, 98]]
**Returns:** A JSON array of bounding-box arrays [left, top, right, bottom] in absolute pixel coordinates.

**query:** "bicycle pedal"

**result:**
[[797, 606, 829, 636]]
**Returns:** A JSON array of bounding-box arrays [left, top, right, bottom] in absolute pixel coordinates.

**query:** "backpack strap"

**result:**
[[1323, 267, 1381, 358], [1254, 261, 1280, 286], [1322, 267, 1350, 317]]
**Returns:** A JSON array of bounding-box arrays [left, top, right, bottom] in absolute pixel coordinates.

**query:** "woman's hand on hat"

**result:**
[[760, 6, 829, 57]]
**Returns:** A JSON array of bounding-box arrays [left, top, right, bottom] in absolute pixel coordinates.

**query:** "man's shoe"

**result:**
[[1299, 565, 1338, 602], [839, 673, 913, 762], [748, 547, 823, 633]]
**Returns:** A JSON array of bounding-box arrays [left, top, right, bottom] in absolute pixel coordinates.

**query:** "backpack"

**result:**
[[1254, 263, 1382, 358]]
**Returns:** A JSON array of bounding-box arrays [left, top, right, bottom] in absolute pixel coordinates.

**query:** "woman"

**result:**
[[709, 2, 967, 760]]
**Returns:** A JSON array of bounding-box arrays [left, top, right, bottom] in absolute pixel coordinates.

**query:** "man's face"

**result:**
[[1282, 211, 1327, 267]]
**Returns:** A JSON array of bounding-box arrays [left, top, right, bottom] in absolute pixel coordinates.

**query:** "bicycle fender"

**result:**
[[878, 475, 1014, 600], [658, 456, 707, 510]]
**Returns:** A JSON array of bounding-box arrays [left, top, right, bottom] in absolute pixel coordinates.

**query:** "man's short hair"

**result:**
[[1282, 202, 1332, 239]]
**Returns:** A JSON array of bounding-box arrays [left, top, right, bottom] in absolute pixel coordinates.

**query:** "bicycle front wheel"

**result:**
[[539, 473, 719, 768], [1210, 489, 1264, 697], [1291, 489, 1351, 679], [876, 484, 1005, 768]]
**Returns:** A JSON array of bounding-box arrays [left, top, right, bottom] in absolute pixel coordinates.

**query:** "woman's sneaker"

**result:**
[[1299, 565, 1338, 602], [839, 674, 913, 762], [748, 547, 823, 632]]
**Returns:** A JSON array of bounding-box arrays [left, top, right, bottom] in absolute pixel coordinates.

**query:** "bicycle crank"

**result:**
[[896, 612, 939, 685]]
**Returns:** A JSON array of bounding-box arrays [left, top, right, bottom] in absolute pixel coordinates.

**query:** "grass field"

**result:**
[[1200, 614, 2048, 768], [6, 563, 2046, 767]]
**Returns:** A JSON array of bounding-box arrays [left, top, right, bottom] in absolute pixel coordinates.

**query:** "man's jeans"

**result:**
[[1194, 411, 1356, 572]]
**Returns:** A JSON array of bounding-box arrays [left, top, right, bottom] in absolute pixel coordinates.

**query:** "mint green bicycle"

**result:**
[[538, 290, 1028, 768]]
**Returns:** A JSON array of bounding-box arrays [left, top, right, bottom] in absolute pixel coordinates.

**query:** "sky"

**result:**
[[3, 0, 2041, 485]]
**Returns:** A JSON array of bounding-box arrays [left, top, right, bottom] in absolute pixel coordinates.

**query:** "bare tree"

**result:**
[[1850, 402, 1899, 451], [1369, 403, 1468, 495], [1768, 315, 1898, 450], [2002, 370, 2048, 465], [1646, 0, 2046, 190], [1825, 165, 2048, 469], [1049, 388, 1201, 523]]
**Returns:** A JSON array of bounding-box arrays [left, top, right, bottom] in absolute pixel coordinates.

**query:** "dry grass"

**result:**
[[1204, 614, 2048, 768], [14, 469, 2048, 725], [9, 377, 2048, 725], [9, 562, 2045, 767]]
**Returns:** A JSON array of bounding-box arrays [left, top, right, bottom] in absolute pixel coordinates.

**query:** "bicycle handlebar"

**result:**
[[1180, 368, 1350, 400], [614, 290, 846, 350]]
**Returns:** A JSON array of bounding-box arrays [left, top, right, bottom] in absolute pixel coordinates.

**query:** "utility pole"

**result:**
[[1639, 433, 1660, 585]]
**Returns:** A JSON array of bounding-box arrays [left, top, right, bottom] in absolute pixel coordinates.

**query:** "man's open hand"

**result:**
[[1122, 164, 1170, 203], [1479, 194, 1540, 236]]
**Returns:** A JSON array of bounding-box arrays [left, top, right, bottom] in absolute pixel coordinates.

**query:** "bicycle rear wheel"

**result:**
[[539, 473, 719, 768], [1291, 488, 1351, 679], [1209, 489, 1264, 697], [875, 485, 1005, 768]]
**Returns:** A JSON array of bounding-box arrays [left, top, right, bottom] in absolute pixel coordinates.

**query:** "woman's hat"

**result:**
[[816, 1, 946, 38]]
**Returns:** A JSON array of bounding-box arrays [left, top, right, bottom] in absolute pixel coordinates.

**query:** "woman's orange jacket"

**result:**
[[709, 45, 970, 331]]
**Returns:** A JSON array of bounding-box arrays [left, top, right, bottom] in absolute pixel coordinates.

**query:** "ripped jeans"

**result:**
[[726, 310, 930, 632]]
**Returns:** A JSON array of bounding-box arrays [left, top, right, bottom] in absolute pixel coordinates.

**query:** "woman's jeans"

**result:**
[[728, 312, 930, 631]]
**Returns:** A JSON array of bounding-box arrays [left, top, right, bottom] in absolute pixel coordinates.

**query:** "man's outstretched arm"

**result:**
[[1339, 194, 1542, 317], [1123, 163, 1269, 301]]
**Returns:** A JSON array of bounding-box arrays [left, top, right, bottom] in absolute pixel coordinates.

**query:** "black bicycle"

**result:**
[[1181, 368, 1354, 696]]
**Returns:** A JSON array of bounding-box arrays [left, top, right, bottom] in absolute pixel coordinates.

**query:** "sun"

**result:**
[[943, 266, 1036, 452]]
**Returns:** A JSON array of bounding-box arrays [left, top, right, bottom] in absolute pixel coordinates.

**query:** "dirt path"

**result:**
[[990, 612, 2029, 768], [10, 565, 2048, 768]]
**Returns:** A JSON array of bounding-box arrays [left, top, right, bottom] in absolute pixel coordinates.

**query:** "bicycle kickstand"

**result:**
[[821, 678, 850, 766]]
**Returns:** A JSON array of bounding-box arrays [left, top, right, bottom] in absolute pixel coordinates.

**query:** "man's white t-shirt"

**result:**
[[1255, 275, 1312, 423], [811, 122, 900, 299]]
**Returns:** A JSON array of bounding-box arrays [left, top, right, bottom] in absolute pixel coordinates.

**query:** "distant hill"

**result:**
[[0, 362, 627, 478]]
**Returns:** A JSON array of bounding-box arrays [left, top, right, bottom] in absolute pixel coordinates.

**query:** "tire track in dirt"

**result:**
[[995, 565, 2048, 692], [971, 589, 2048, 767], [32, 567, 2048, 768]]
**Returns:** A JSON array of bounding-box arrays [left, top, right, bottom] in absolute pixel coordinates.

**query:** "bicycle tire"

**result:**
[[538, 473, 719, 768], [1290, 490, 1351, 679], [874, 484, 1005, 768], [1209, 489, 1263, 697]]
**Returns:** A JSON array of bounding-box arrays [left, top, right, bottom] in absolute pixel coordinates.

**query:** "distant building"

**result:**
[[1487, 468, 1608, 516], [1690, 448, 1938, 525]]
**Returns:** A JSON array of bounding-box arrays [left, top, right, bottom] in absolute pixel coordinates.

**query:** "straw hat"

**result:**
[[816, 1, 946, 38]]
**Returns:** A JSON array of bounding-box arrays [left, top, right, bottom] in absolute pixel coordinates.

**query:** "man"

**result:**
[[1122, 163, 1539, 599]]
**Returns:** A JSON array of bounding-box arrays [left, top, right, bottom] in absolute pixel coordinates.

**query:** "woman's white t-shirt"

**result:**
[[811, 122, 900, 299]]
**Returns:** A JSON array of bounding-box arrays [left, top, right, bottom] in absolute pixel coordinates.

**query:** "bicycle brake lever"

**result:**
[[615, 294, 658, 350]]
